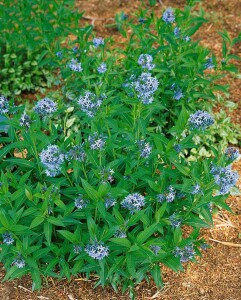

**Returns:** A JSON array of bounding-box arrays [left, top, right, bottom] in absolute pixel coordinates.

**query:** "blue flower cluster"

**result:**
[[174, 143, 182, 153], [0, 95, 9, 114], [93, 37, 104, 48], [162, 8, 175, 24], [191, 183, 203, 195], [34, 98, 57, 117], [73, 245, 82, 254], [39, 145, 64, 177], [88, 132, 107, 150], [97, 62, 107, 74], [173, 27, 180, 37], [138, 54, 155, 70], [204, 57, 214, 70], [19, 112, 31, 128], [188, 110, 214, 130], [85, 241, 109, 260], [211, 165, 239, 195], [65, 145, 86, 162], [68, 58, 83, 72], [174, 244, 195, 263], [114, 229, 127, 238], [136, 139, 152, 158], [169, 213, 182, 228], [74, 195, 88, 209], [150, 245, 161, 256], [157, 186, 176, 203], [105, 197, 116, 209], [78, 91, 105, 117], [99, 168, 115, 184], [132, 72, 159, 104], [173, 87, 184, 100], [12, 257, 26, 268], [225, 147, 240, 161], [121, 193, 145, 213], [2, 232, 14, 245]]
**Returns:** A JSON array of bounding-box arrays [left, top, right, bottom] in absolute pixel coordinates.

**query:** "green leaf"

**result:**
[[30, 216, 45, 229], [81, 178, 98, 201], [155, 202, 167, 222], [150, 264, 162, 288], [126, 253, 136, 277], [5, 158, 36, 169], [136, 223, 157, 244], [31, 268, 42, 290], [110, 238, 131, 248], [47, 216, 65, 227], [58, 230, 76, 243], [44, 222, 52, 246]]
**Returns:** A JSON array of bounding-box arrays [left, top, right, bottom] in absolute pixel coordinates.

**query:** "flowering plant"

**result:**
[[0, 3, 240, 299]]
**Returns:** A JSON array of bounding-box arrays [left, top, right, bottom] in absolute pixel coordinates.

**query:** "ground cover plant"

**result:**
[[0, 1, 240, 299], [0, 0, 82, 96]]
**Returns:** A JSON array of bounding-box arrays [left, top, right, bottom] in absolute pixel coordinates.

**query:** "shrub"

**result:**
[[0, 3, 240, 299]]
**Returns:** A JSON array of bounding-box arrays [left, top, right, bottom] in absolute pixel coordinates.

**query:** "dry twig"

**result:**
[[209, 238, 241, 247]]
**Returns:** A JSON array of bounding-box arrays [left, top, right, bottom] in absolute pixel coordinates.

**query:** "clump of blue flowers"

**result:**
[[19, 112, 31, 128], [85, 242, 109, 260], [188, 110, 214, 130], [211, 165, 239, 195], [93, 37, 104, 48], [121, 193, 145, 213], [162, 8, 175, 24], [138, 54, 155, 70], [65, 144, 86, 162], [97, 62, 107, 74], [74, 195, 88, 209], [174, 244, 195, 263], [68, 58, 83, 72], [2, 232, 14, 245], [204, 57, 214, 70], [34, 98, 57, 117], [0, 95, 9, 114], [39, 145, 64, 177], [78, 91, 105, 117], [88, 132, 107, 150], [225, 147, 240, 161]]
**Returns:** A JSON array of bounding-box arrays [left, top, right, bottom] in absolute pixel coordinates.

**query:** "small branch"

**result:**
[[37, 296, 50, 300], [158, 0, 165, 7], [209, 238, 241, 247], [18, 285, 32, 293]]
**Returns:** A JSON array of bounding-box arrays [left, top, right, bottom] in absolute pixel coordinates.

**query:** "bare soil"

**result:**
[[1, 1, 241, 299]]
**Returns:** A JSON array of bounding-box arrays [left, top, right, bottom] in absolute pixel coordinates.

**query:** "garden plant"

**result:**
[[0, 1, 240, 299]]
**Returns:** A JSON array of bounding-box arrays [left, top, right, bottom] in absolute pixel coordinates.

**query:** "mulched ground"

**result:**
[[1, 1, 241, 299]]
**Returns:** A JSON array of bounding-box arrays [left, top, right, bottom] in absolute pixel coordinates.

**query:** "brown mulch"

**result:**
[[1, 1, 241, 299]]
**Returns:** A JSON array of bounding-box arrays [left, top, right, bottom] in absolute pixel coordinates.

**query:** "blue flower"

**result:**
[[56, 51, 63, 58], [132, 72, 159, 104], [2, 232, 14, 245], [93, 37, 104, 48], [74, 195, 88, 209], [12, 258, 26, 268], [225, 147, 240, 161], [156, 194, 166, 203], [85, 242, 109, 260], [39, 145, 64, 177], [183, 36, 191, 42], [212, 165, 239, 195], [34, 98, 57, 117], [121, 13, 128, 20], [138, 54, 155, 70], [204, 57, 214, 70], [65, 145, 86, 162], [73, 245, 82, 254], [97, 62, 107, 74], [88, 132, 107, 150], [173, 87, 184, 100], [78, 91, 105, 117], [188, 110, 214, 130], [136, 140, 152, 158], [191, 183, 203, 195], [169, 214, 182, 228], [174, 244, 195, 263], [0, 95, 9, 114], [150, 245, 161, 256], [162, 8, 175, 24], [68, 58, 83, 72], [121, 193, 145, 213], [173, 27, 181, 37], [174, 144, 182, 153], [138, 17, 146, 24], [105, 196, 116, 209], [114, 230, 127, 238], [19, 112, 31, 128], [166, 186, 176, 202]]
